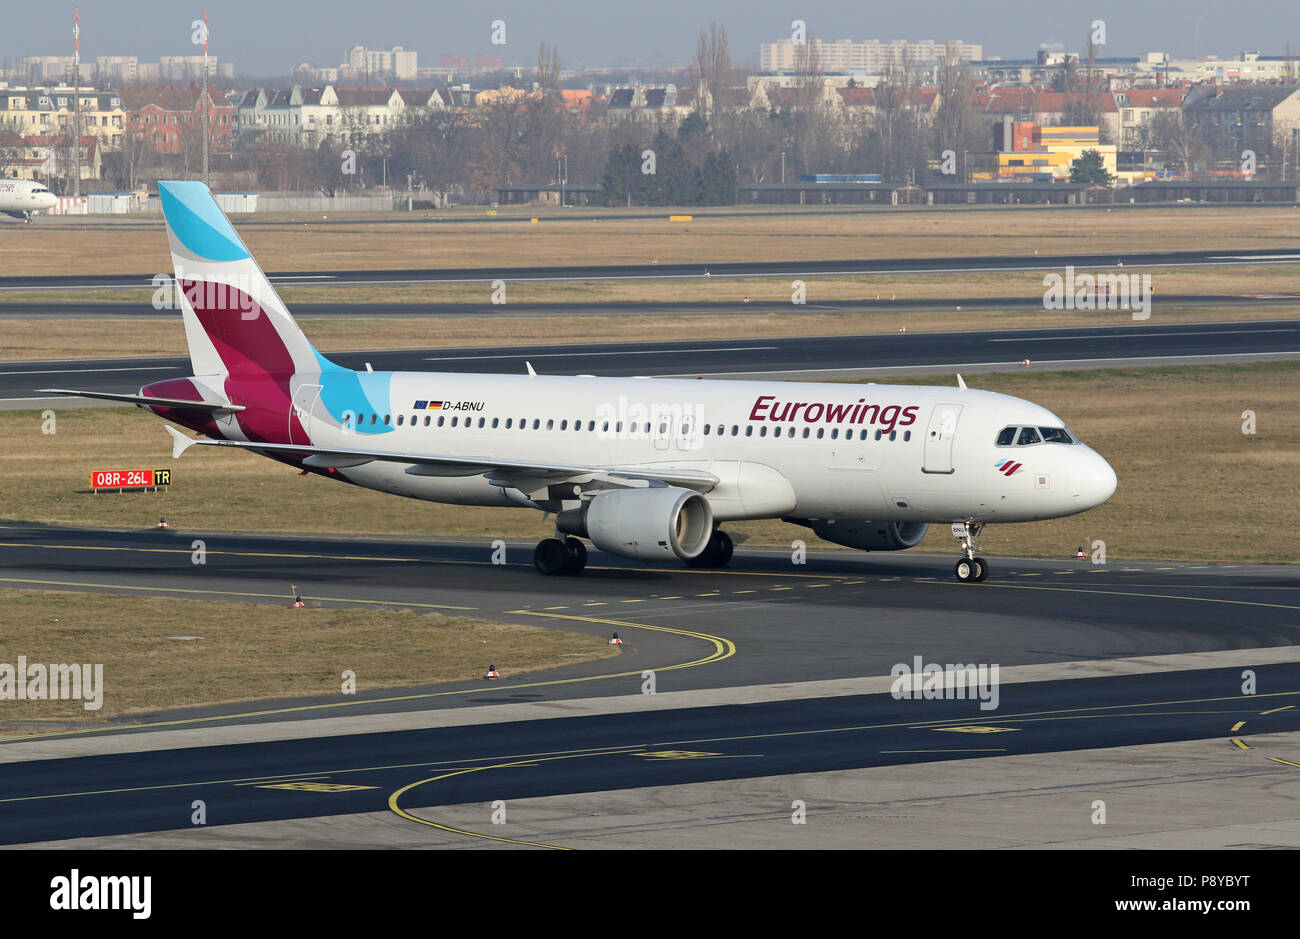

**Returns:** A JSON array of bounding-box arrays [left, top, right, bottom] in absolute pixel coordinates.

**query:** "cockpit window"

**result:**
[[1039, 427, 1074, 444], [1016, 426, 1041, 446], [995, 426, 1017, 446]]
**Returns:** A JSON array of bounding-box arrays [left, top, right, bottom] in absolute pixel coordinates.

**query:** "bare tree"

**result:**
[[691, 22, 732, 122], [536, 43, 562, 97]]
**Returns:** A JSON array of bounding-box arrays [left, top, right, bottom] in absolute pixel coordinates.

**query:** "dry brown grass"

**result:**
[[0, 589, 619, 727], [4, 205, 1300, 277], [2, 361, 1297, 562]]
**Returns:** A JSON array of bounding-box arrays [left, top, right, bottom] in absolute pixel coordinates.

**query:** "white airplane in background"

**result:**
[[0, 179, 58, 222], [42, 182, 1117, 582]]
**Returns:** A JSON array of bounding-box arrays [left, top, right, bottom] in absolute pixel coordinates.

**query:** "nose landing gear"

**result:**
[[953, 520, 989, 583]]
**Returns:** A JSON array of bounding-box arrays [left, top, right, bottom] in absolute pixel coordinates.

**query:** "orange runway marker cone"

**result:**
[[157, 517, 168, 529], [608, 633, 623, 645], [485, 664, 501, 679]]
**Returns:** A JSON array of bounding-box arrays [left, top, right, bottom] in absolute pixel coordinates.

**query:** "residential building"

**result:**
[[1183, 83, 1300, 166], [0, 86, 126, 148], [118, 85, 234, 154], [761, 39, 981, 73]]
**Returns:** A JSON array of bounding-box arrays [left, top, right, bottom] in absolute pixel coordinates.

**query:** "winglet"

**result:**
[[956, 373, 967, 390], [164, 424, 199, 459], [526, 361, 537, 376]]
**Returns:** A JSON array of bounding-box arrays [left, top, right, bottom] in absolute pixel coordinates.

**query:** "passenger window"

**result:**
[[996, 426, 1017, 446], [533, 419, 541, 430], [860, 429, 868, 440], [492, 418, 499, 428], [816, 428, 824, 439], [889, 430, 897, 441], [587, 420, 595, 431], [830, 428, 838, 440], [904, 430, 911, 441], [602, 421, 609, 433], [383, 414, 391, 425], [397, 415, 404, 425], [874, 430, 882, 440], [438, 416, 445, 426], [802, 427, 810, 438], [759, 426, 767, 437], [731, 425, 739, 436], [370, 414, 377, 425], [546, 419, 554, 430], [424, 416, 431, 426], [703, 425, 711, 436], [451, 417, 458, 427], [1017, 426, 1041, 446], [745, 426, 753, 437]]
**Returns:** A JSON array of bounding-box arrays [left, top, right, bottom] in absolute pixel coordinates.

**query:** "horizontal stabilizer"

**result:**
[[36, 388, 245, 412]]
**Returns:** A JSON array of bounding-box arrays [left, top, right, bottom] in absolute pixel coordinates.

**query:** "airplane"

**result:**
[[41, 181, 1117, 582], [0, 178, 58, 222]]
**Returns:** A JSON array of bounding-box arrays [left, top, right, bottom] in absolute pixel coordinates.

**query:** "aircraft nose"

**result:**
[[1074, 451, 1117, 508]]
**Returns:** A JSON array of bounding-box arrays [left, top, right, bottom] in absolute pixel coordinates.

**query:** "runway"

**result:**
[[3, 293, 1298, 319], [4, 319, 1299, 409], [1, 523, 1299, 846], [3, 246, 1300, 292]]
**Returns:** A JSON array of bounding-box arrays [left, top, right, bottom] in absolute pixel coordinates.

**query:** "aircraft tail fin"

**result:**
[[157, 181, 329, 380]]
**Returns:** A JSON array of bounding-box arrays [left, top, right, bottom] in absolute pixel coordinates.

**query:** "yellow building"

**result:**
[[0, 87, 126, 149], [969, 125, 1117, 182]]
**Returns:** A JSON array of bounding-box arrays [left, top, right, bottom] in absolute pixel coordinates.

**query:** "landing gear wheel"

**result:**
[[952, 520, 989, 583], [686, 529, 734, 568], [534, 538, 571, 575], [563, 536, 588, 574]]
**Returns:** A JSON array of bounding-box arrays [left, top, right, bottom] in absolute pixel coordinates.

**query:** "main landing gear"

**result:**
[[953, 520, 989, 583], [685, 529, 734, 568], [534, 535, 587, 575]]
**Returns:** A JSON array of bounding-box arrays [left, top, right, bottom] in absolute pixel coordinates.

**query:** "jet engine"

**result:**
[[791, 518, 929, 551], [558, 487, 713, 562]]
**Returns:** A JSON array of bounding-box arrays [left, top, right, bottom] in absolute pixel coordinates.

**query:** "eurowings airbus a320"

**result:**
[[43, 182, 1117, 581], [0, 179, 58, 222]]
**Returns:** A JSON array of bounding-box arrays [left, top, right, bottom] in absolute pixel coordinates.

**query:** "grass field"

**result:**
[[6, 306, 1297, 363], [4, 204, 1300, 277], [0, 589, 618, 728], [1, 260, 1296, 362], [3, 361, 1296, 563]]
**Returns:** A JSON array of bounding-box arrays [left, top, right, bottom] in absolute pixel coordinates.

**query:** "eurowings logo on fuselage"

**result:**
[[995, 459, 1023, 477]]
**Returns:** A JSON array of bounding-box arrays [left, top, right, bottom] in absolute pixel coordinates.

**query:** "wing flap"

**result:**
[[163, 428, 719, 490]]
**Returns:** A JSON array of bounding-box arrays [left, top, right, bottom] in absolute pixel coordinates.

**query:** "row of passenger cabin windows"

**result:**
[[995, 425, 1076, 447], [348, 411, 912, 442]]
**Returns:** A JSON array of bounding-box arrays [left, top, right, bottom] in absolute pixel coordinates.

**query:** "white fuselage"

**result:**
[[293, 372, 1117, 525], [0, 179, 58, 216]]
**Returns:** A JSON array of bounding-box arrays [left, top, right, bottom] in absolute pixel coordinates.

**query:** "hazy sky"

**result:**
[[3, 1, 1297, 73]]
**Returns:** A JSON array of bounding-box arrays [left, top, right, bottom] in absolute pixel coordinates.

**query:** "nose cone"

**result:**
[[1075, 451, 1117, 508], [36, 194, 58, 211]]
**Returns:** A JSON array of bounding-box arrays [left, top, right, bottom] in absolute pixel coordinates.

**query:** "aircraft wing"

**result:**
[[163, 425, 719, 491], [37, 389, 246, 412]]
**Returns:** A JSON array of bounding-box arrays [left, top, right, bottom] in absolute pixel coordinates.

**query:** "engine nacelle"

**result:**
[[559, 487, 714, 562], [801, 519, 929, 551]]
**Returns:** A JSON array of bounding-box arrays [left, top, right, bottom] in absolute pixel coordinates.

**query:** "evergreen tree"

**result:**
[[1069, 149, 1115, 185]]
